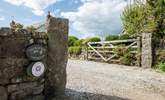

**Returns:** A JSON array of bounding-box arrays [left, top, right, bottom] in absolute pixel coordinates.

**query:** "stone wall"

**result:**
[[0, 16, 69, 100], [0, 28, 47, 100]]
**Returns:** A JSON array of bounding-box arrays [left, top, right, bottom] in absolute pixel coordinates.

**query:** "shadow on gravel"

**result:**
[[52, 89, 130, 100]]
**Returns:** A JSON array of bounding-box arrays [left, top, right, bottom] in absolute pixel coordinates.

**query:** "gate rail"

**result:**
[[87, 37, 141, 65]]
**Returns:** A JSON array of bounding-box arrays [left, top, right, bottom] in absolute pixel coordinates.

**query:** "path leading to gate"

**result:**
[[65, 59, 165, 100]]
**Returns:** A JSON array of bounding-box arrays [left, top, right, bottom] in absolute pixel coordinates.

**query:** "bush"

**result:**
[[119, 34, 132, 40], [105, 35, 118, 41], [68, 46, 82, 55], [121, 4, 147, 36], [74, 39, 84, 47], [83, 37, 101, 45], [158, 62, 165, 72], [114, 47, 134, 65], [120, 52, 134, 66], [68, 36, 78, 47], [88, 37, 101, 42], [114, 46, 128, 57], [121, 1, 165, 37]]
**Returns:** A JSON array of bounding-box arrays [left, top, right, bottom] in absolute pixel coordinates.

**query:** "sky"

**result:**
[[0, 0, 130, 38]]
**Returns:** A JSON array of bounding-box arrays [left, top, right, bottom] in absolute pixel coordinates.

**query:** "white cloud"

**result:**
[[0, 16, 5, 21], [61, 0, 128, 38], [4, 0, 59, 16]]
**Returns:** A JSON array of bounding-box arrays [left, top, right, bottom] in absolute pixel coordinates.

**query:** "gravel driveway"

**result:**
[[64, 59, 165, 100]]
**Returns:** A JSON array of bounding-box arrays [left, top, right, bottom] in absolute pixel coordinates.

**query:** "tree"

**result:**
[[121, 4, 148, 36], [146, 0, 165, 37], [122, 0, 165, 38]]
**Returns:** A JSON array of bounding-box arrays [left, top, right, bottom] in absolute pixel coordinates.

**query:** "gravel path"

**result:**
[[64, 59, 165, 100]]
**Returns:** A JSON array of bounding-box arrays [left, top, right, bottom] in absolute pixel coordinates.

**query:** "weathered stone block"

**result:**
[[8, 82, 44, 100], [0, 86, 8, 100], [0, 58, 28, 85], [24, 94, 45, 100], [0, 27, 12, 36], [141, 33, 153, 68], [45, 16, 69, 97]]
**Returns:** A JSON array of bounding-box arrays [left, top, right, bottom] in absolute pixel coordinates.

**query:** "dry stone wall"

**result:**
[[0, 28, 47, 100], [0, 16, 69, 100]]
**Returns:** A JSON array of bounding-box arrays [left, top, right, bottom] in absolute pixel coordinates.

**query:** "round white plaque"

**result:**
[[31, 62, 45, 77]]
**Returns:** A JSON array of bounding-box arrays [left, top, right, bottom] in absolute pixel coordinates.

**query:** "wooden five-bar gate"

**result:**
[[86, 37, 141, 65]]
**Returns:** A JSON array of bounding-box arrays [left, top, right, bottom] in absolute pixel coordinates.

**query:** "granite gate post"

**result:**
[[45, 16, 69, 97], [141, 33, 153, 68]]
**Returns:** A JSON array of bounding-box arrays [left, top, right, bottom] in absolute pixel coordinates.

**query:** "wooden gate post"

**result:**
[[137, 37, 141, 66], [86, 47, 89, 60]]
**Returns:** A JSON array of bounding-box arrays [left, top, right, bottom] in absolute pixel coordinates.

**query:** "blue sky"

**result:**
[[0, 0, 129, 38]]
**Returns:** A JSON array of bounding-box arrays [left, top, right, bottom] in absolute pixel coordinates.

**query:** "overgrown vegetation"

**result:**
[[68, 46, 82, 55], [120, 52, 134, 66], [122, 0, 165, 38], [158, 62, 165, 72], [105, 34, 132, 41], [68, 36, 101, 56], [82, 37, 101, 46], [119, 34, 132, 40], [114, 47, 135, 66], [68, 36, 79, 47], [105, 35, 118, 41]]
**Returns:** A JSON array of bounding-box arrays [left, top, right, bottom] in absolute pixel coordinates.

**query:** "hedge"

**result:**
[[68, 36, 79, 47], [68, 46, 82, 55]]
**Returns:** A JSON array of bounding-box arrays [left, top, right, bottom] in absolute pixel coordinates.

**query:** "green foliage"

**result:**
[[158, 62, 165, 72], [121, 4, 148, 35], [68, 46, 82, 55], [105, 35, 118, 41], [68, 36, 79, 47], [74, 39, 84, 47], [105, 34, 132, 41], [114, 46, 128, 57], [122, 0, 165, 37], [119, 34, 132, 40], [114, 47, 135, 66], [83, 37, 101, 45], [146, 0, 165, 37], [120, 52, 134, 66], [88, 37, 101, 42]]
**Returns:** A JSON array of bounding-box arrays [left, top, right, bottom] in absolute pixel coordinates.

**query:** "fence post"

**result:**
[[86, 46, 89, 60], [137, 37, 141, 67], [141, 33, 153, 68]]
